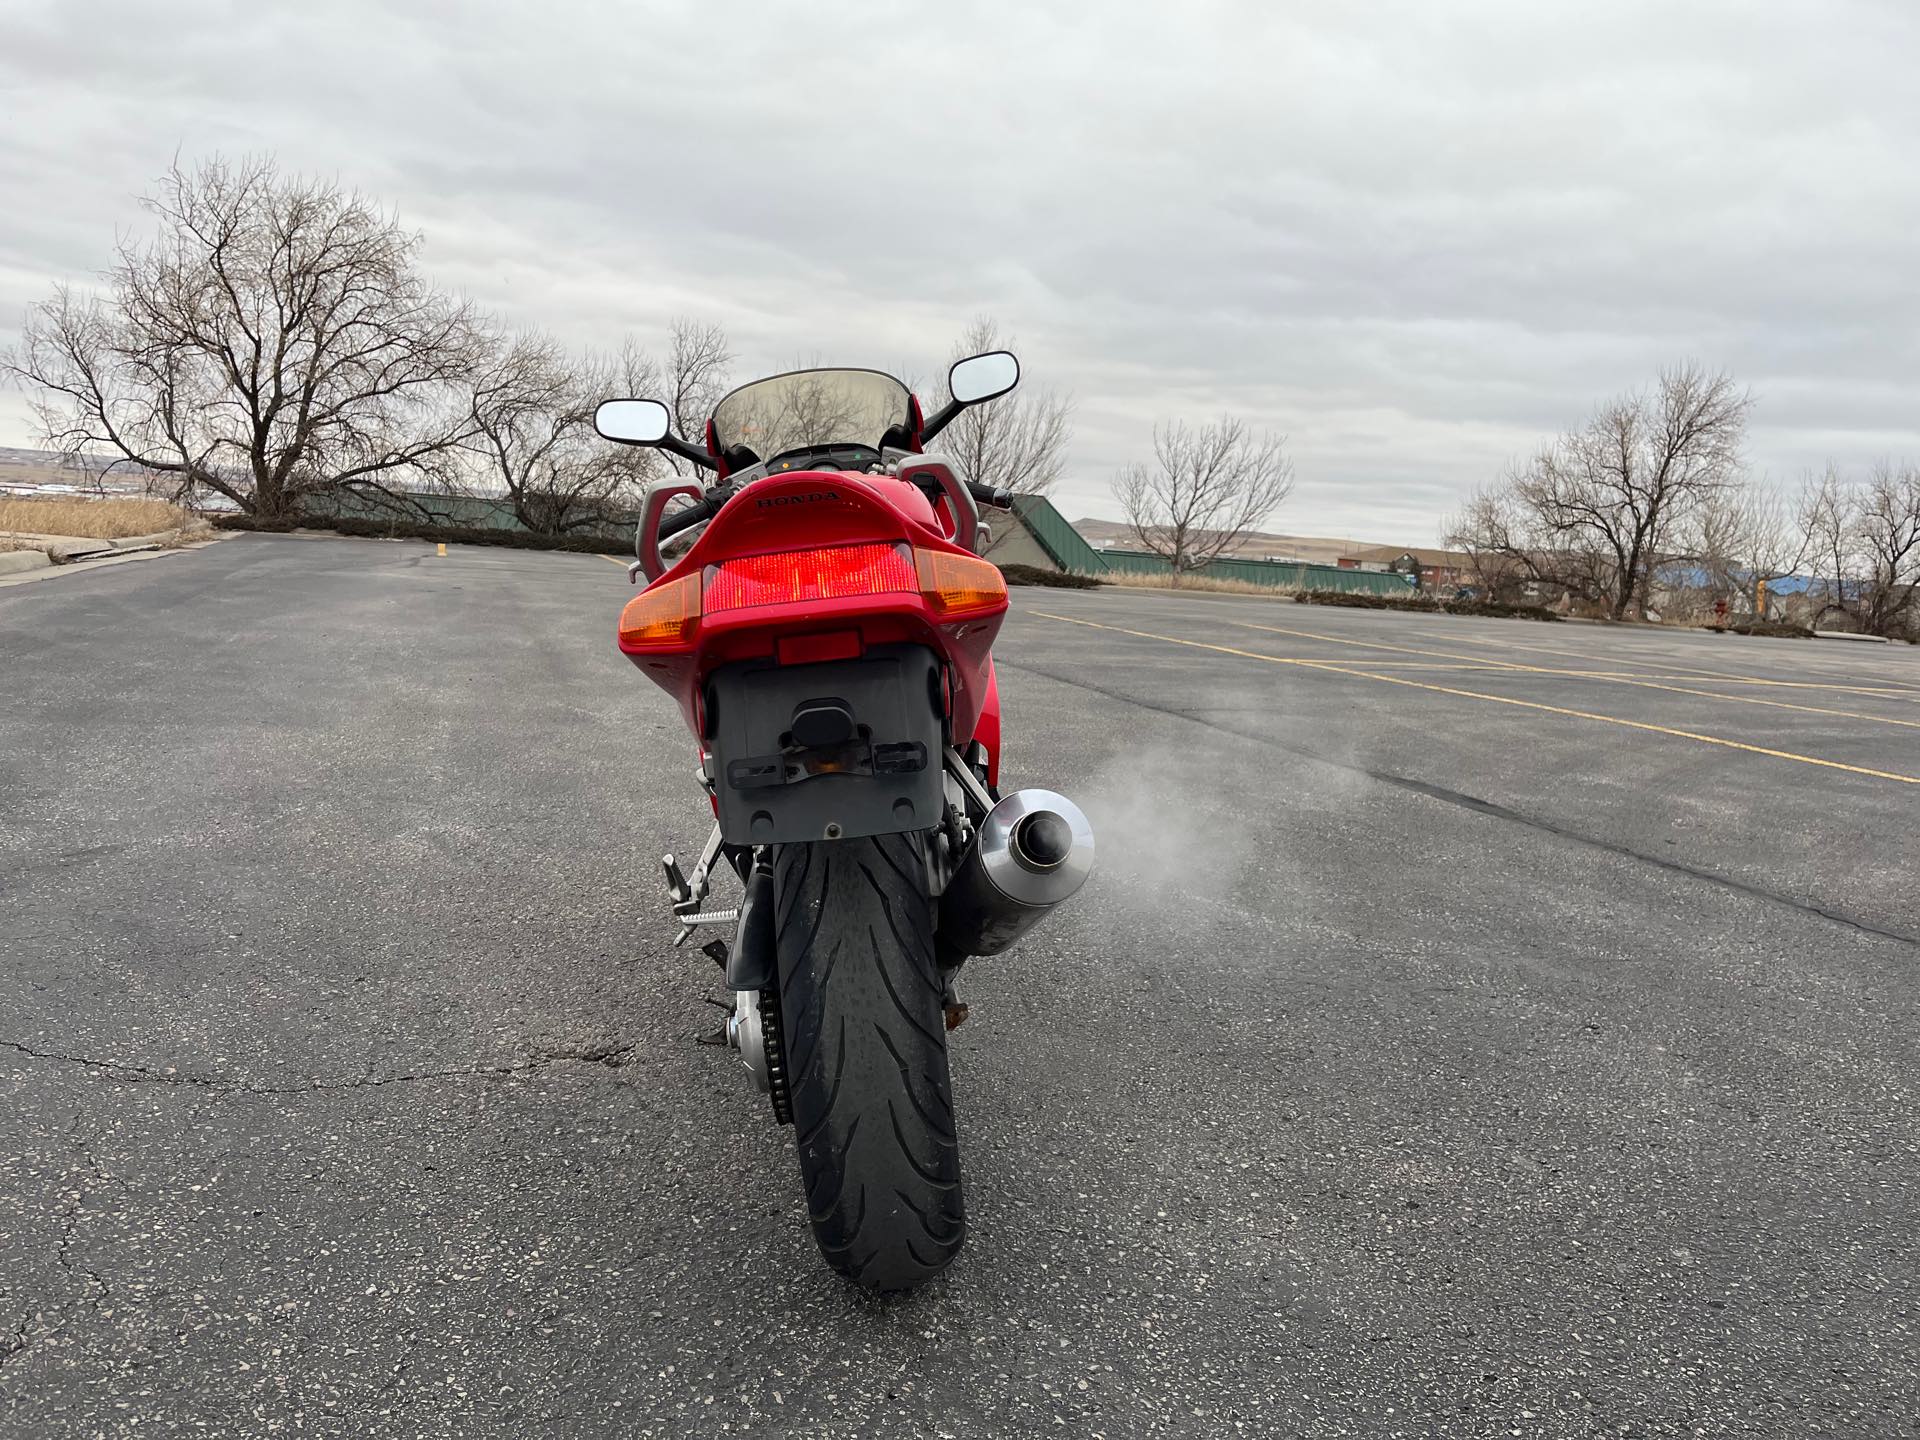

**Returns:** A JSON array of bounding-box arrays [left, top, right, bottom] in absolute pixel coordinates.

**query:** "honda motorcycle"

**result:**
[[594, 352, 1094, 1291]]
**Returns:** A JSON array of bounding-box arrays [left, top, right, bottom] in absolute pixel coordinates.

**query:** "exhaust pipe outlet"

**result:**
[[939, 789, 1094, 958]]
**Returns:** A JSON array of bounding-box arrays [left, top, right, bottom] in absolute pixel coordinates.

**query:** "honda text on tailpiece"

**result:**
[[596, 351, 1094, 1291]]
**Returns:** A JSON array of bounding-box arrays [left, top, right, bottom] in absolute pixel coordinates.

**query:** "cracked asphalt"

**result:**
[[2, 534, 1916, 1437]]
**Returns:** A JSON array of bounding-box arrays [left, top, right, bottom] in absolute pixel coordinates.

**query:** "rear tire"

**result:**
[[773, 832, 964, 1291]]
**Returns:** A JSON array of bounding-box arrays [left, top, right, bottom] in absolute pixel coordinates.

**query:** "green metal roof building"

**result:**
[[999, 495, 1416, 596]]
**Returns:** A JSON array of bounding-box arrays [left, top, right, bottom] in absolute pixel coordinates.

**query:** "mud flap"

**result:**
[[704, 643, 945, 846], [725, 858, 776, 992]]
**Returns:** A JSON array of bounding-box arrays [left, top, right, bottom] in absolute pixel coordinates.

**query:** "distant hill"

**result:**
[[0, 447, 105, 469], [0, 448, 165, 495]]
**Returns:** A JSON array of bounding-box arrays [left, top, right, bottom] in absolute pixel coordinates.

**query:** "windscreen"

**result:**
[[710, 369, 910, 462]]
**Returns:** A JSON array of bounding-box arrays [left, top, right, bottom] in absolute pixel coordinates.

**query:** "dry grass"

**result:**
[[1103, 570, 1302, 598], [0, 495, 189, 541]]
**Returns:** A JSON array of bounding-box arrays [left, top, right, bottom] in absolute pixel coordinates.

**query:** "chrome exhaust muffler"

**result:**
[[938, 789, 1094, 957]]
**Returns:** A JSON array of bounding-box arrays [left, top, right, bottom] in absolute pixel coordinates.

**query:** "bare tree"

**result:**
[[1446, 364, 1750, 619], [1519, 365, 1749, 619], [608, 318, 732, 479], [1685, 483, 1803, 620], [3, 156, 484, 520], [1113, 417, 1293, 580], [665, 318, 733, 464], [462, 333, 653, 534], [1795, 466, 1853, 620], [1444, 481, 1549, 601], [1854, 461, 1920, 636], [932, 317, 1073, 552], [1800, 462, 1920, 636]]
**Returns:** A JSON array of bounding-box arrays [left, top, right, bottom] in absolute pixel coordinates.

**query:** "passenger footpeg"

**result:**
[[661, 828, 739, 947]]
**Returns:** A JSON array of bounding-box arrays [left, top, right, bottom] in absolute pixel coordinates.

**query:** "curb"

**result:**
[[0, 550, 54, 576], [12, 528, 182, 564], [112, 528, 181, 550], [47, 538, 116, 562]]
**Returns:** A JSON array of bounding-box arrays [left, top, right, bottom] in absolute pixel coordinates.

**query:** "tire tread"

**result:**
[[775, 832, 964, 1291]]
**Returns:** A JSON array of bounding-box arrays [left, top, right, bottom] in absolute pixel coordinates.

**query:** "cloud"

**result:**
[[4, 0, 1917, 540]]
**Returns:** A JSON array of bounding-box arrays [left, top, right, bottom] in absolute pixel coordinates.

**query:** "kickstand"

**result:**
[[696, 994, 732, 1047]]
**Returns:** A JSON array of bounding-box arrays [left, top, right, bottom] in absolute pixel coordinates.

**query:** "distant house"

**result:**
[[1335, 544, 1474, 591]]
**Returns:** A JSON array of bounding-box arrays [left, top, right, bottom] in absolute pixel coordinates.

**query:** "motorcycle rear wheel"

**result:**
[[773, 832, 964, 1291]]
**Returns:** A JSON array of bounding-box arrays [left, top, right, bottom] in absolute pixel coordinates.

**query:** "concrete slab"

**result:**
[[0, 548, 52, 575]]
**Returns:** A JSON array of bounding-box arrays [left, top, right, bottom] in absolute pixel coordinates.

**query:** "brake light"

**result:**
[[705, 542, 917, 613], [618, 572, 701, 651], [917, 548, 1008, 619]]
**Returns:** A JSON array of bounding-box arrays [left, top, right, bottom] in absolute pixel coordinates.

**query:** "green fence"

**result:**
[[1008, 497, 1414, 595], [1098, 548, 1415, 594]]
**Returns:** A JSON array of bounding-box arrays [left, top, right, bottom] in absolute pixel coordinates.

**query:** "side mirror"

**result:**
[[947, 351, 1019, 406], [595, 398, 673, 446]]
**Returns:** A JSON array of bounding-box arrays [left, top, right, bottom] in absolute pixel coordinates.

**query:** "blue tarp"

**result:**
[[1652, 563, 1830, 597]]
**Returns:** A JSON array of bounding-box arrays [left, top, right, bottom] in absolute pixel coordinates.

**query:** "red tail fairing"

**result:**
[[617, 470, 1007, 746]]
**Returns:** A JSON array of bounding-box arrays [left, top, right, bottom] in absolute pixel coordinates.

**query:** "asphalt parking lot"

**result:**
[[2, 534, 1915, 1438]]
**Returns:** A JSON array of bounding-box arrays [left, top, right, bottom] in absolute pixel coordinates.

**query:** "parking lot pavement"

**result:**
[[2, 536, 1915, 1437]]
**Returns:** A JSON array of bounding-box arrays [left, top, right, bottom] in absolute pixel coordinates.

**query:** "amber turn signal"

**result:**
[[917, 548, 1008, 619], [618, 572, 701, 650]]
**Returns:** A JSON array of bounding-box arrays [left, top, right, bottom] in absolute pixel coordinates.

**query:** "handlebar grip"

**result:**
[[968, 482, 1016, 510], [657, 496, 715, 540]]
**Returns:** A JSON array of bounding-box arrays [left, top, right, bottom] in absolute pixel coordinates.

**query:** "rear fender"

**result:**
[[704, 643, 945, 845]]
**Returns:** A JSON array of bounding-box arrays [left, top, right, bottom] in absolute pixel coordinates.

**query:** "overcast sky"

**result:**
[[4, 0, 1917, 542]]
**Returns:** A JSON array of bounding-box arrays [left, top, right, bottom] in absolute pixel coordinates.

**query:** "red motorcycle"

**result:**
[[595, 352, 1093, 1290]]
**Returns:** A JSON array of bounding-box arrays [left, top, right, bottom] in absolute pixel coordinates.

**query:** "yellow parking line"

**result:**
[[1418, 629, 1920, 700], [1410, 628, 1920, 696], [1288, 661, 1576, 671], [1637, 676, 1920, 697], [1494, 668, 1896, 685], [1147, 659, 1614, 670], [1033, 612, 1920, 786], [1224, 620, 1920, 730], [1469, 670, 1920, 729], [436, 542, 447, 557], [600, 554, 627, 567]]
